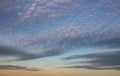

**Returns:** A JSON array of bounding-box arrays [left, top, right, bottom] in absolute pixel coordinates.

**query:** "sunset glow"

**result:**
[[0, 0, 120, 76]]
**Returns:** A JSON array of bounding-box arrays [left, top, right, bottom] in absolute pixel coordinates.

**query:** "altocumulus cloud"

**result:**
[[0, 30, 120, 61], [62, 50, 120, 70], [0, 26, 120, 61]]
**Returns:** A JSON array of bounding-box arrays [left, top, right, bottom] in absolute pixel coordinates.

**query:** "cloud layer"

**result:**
[[61, 65, 120, 70], [62, 51, 120, 70], [0, 0, 120, 71], [0, 65, 40, 71], [0, 45, 65, 61]]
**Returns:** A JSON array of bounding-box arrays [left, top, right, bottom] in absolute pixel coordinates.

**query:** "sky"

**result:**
[[0, 0, 120, 76]]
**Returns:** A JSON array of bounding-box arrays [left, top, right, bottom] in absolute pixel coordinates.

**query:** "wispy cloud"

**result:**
[[94, 35, 120, 48], [20, 0, 75, 21], [60, 65, 120, 70], [62, 50, 120, 70], [17, 48, 65, 61], [0, 45, 65, 61], [0, 65, 40, 71], [0, 45, 27, 56]]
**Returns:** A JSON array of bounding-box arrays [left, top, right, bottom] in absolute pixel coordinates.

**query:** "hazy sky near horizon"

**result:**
[[0, 0, 120, 76]]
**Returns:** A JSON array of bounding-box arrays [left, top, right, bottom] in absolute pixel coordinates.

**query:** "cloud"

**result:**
[[61, 65, 120, 70], [0, 45, 27, 56], [62, 50, 120, 70], [17, 48, 65, 61], [0, 45, 65, 61], [14, 24, 119, 61], [0, 23, 120, 62], [1, 0, 120, 62], [20, 0, 74, 21], [95, 36, 120, 48], [0, 65, 40, 71], [52, 0, 70, 3]]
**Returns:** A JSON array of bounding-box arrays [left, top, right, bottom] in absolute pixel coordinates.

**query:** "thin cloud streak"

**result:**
[[62, 50, 120, 70], [60, 65, 120, 70], [0, 65, 41, 71], [17, 48, 66, 61], [0, 45, 65, 61]]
